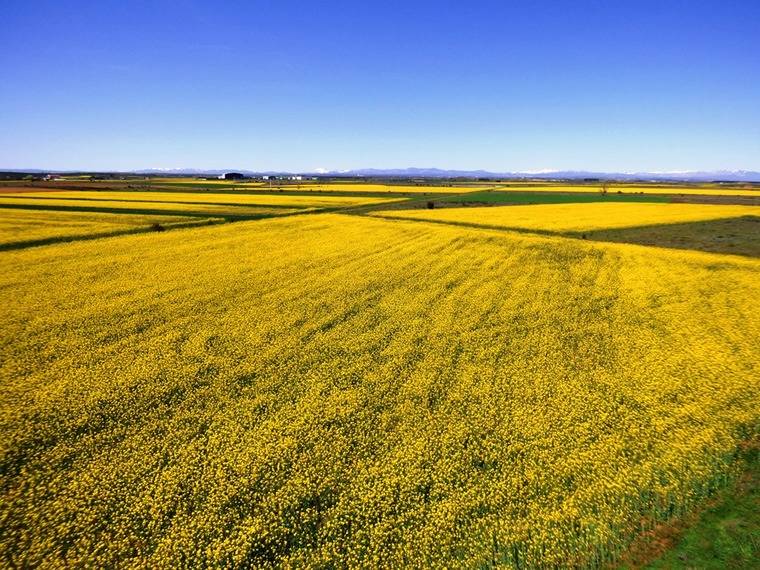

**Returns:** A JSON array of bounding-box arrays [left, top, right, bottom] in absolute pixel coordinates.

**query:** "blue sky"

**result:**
[[2, 0, 759, 172]]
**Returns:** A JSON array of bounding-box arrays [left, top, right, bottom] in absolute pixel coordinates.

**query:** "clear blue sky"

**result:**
[[2, 0, 759, 172]]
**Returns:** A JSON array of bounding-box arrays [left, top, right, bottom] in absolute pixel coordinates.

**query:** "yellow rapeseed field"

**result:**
[[0, 208, 213, 248], [0, 196, 304, 218], [254, 183, 492, 194], [373, 202, 760, 234], [491, 184, 760, 197], [1, 212, 758, 567], [0, 190, 401, 209]]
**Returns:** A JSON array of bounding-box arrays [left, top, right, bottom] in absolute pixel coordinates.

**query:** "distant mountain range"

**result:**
[[313, 168, 760, 181], [3, 167, 760, 182]]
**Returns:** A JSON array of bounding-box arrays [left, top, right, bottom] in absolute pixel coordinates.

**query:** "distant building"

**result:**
[[261, 174, 302, 181], [220, 172, 245, 180]]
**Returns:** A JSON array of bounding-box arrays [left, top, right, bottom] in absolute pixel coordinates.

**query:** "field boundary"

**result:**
[[0, 202, 310, 220], [0, 195, 312, 210], [614, 437, 759, 569], [0, 217, 227, 252], [364, 212, 760, 258]]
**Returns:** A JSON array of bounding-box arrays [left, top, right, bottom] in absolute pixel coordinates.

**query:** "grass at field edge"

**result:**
[[613, 438, 759, 569], [0, 217, 226, 252]]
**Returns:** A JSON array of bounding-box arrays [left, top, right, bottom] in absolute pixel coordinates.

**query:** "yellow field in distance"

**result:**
[[0, 209, 214, 248], [372, 202, 760, 233], [0, 196, 306, 218], [492, 184, 760, 197], [0, 190, 401, 209]]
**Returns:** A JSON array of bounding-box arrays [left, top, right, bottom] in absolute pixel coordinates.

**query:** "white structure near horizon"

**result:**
[[262, 175, 303, 181]]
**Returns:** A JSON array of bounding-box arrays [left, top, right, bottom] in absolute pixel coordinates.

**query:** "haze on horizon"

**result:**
[[2, 0, 759, 173]]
